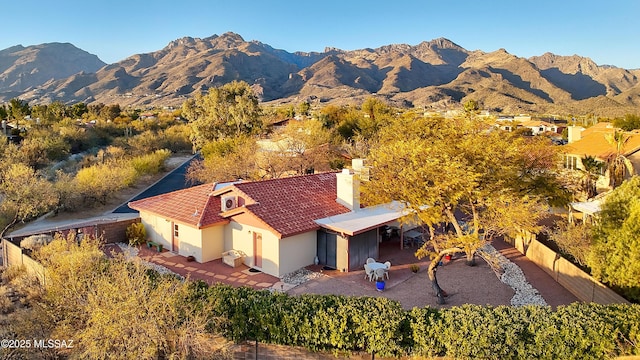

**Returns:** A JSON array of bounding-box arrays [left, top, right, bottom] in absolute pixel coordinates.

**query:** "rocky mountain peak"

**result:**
[[2, 34, 639, 117]]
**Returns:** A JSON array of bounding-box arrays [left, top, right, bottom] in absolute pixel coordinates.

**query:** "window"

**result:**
[[563, 155, 578, 170], [174, 224, 179, 237]]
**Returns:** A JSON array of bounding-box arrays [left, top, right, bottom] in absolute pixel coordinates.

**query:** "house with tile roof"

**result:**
[[129, 160, 406, 277], [519, 120, 560, 136], [563, 123, 640, 191]]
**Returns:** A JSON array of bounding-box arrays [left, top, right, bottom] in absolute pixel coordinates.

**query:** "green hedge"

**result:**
[[194, 282, 640, 359]]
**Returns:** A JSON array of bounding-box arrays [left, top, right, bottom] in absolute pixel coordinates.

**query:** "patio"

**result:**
[[104, 243, 281, 290], [103, 234, 578, 310], [297, 238, 435, 294], [102, 235, 430, 293]]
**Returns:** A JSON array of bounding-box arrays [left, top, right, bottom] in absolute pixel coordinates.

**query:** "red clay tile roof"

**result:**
[[130, 172, 351, 238], [129, 184, 227, 228], [233, 172, 350, 238]]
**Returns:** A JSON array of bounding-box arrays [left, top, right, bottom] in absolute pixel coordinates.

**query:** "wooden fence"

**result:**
[[2, 238, 47, 285], [507, 231, 629, 304]]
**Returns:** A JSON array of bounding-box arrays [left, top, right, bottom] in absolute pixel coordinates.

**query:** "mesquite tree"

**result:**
[[361, 115, 567, 303]]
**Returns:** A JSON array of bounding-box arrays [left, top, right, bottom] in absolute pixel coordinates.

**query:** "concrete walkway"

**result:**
[[105, 244, 281, 291]]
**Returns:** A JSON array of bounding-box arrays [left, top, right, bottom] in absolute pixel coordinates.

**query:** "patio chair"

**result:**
[[374, 268, 386, 282], [383, 261, 391, 279], [366, 257, 375, 264], [364, 263, 374, 281]]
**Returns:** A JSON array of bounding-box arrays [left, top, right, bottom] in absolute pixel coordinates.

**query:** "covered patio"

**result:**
[[314, 201, 422, 272], [569, 198, 602, 224]]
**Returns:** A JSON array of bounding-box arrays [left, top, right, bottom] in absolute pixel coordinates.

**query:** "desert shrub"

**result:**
[[9, 272, 43, 306], [0, 285, 14, 314], [75, 161, 138, 204], [20, 234, 53, 253], [161, 124, 193, 153], [127, 128, 190, 155], [13, 233, 219, 359], [126, 222, 147, 246], [549, 220, 592, 267], [1, 265, 26, 284], [130, 149, 171, 176]]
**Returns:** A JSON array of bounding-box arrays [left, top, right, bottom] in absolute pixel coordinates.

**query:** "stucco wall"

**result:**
[[224, 220, 315, 277], [201, 225, 224, 262], [278, 232, 316, 277], [226, 221, 279, 276], [628, 151, 640, 176], [336, 234, 349, 273], [175, 224, 203, 261], [140, 212, 172, 250]]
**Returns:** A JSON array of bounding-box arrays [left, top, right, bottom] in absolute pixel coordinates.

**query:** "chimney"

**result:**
[[336, 168, 360, 211], [567, 126, 582, 143]]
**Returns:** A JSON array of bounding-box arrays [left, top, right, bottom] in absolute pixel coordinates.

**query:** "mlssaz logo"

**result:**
[[34, 339, 74, 349]]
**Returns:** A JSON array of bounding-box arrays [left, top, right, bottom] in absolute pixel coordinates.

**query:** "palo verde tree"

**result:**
[[361, 115, 567, 303], [0, 163, 59, 238], [182, 80, 262, 150], [186, 135, 259, 183]]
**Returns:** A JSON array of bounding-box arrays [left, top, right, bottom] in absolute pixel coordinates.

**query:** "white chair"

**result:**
[[374, 268, 386, 282], [383, 261, 391, 279], [364, 264, 374, 281], [366, 257, 375, 264]]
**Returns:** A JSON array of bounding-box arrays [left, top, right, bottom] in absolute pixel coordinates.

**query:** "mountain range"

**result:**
[[1, 32, 639, 116]]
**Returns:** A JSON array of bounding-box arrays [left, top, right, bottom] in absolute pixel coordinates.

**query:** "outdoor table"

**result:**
[[369, 262, 388, 281], [403, 229, 423, 247]]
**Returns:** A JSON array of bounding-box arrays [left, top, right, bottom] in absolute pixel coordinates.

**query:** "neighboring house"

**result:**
[[129, 160, 405, 277], [495, 118, 560, 135], [562, 123, 640, 190], [519, 120, 560, 136]]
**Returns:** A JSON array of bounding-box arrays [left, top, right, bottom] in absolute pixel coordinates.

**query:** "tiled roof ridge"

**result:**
[[235, 170, 339, 187], [197, 194, 218, 227]]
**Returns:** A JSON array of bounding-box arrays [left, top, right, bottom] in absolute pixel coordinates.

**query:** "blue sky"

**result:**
[[3, 0, 639, 69]]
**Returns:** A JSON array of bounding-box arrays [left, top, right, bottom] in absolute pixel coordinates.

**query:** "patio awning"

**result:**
[[315, 201, 406, 236], [570, 199, 602, 215]]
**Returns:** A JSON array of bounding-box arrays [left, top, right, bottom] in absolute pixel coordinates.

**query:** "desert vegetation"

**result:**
[[1, 234, 639, 359], [2, 81, 640, 358], [0, 100, 192, 237]]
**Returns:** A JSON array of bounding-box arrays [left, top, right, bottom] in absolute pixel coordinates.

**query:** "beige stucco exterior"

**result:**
[[201, 225, 225, 262], [336, 234, 349, 273], [278, 231, 317, 276], [140, 212, 173, 250], [223, 220, 316, 277], [139, 211, 225, 263]]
